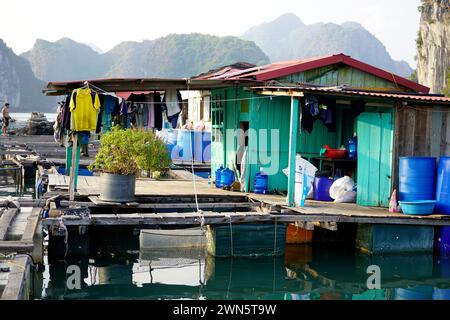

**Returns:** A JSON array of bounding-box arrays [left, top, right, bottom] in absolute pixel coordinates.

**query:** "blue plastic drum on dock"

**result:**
[[398, 157, 436, 202], [215, 166, 224, 188], [220, 168, 235, 188], [254, 172, 269, 194], [436, 157, 450, 215]]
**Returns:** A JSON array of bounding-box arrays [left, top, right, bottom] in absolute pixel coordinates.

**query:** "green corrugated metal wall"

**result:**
[[357, 112, 394, 207], [248, 95, 291, 192]]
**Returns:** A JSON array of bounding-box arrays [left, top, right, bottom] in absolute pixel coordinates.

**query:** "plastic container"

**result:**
[[215, 166, 224, 188], [254, 171, 269, 194], [325, 148, 348, 159], [99, 173, 136, 203], [175, 130, 194, 161], [433, 288, 450, 300], [398, 200, 436, 216], [436, 157, 450, 215], [202, 132, 212, 163], [313, 177, 334, 201], [220, 168, 235, 188], [348, 135, 357, 160], [399, 157, 436, 202]]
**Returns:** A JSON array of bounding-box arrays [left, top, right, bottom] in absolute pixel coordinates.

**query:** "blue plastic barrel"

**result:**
[[436, 157, 450, 215], [313, 177, 334, 201], [193, 131, 203, 163], [202, 132, 211, 163], [193, 131, 212, 163], [254, 172, 269, 194], [176, 130, 194, 161], [215, 166, 224, 188], [220, 168, 235, 188], [399, 157, 436, 202]]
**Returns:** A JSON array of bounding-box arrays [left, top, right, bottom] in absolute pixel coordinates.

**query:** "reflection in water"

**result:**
[[41, 245, 450, 300]]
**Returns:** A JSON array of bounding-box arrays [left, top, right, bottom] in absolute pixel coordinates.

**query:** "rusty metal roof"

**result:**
[[251, 85, 450, 104]]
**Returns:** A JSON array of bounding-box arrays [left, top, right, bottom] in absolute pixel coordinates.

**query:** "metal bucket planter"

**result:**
[[99, 173, 136, 202]]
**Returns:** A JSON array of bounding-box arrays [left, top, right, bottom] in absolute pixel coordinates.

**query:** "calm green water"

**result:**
[[38, 247, 450, 300], [2, 163, 448, 301]]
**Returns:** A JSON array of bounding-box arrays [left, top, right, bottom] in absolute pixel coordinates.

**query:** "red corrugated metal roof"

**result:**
[[205, 54, 430, 94]]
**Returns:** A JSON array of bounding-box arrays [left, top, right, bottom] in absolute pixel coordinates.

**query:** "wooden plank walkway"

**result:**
[[0, 207, 41, 300]]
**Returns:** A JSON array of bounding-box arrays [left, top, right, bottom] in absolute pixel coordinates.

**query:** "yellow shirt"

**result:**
[[69, 88, 101, 131]]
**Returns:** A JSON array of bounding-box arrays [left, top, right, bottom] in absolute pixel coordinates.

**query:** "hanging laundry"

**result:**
[[163, 88, 182, 117], [69, 87, 101, 132], [101, 94, 119, 133], [305, 95, 319, 117], [301, 99, 315, 134], [318, 98, 336, 132], [168, 113, 179, 129], [154, 92, 163, 131]]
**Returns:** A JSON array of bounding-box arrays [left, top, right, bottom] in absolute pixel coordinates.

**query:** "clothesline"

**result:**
[[78, 81, 279, 105]]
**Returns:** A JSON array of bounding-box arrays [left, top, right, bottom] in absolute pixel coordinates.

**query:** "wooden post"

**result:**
[[287, 97, 299, 207], [69, 133, 78, 201]]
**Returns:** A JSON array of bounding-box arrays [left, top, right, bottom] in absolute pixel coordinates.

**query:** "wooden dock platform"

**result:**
[[42, 175, 450, 228]]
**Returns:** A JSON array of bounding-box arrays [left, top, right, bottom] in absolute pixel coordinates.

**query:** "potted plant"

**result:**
[[89, 127, 170, 202]]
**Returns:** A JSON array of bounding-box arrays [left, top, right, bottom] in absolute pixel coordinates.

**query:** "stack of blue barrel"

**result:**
[[399, 157, 450, 216], [399, 157, 437, 202], [436, 157, 450, 215]]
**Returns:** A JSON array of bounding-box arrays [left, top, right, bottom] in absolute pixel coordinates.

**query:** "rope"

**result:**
[[185, 79, 204, 232], [273, 216, 278, 256], [227, 215, 234, 257]]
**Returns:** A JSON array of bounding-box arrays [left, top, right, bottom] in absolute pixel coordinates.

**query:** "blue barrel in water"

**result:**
[[398, 157, 436, 202], [215, 166, 224, 188], [254, 172, 269, 194], [220, 168, 235, 188], [436, 157, 450, 215]]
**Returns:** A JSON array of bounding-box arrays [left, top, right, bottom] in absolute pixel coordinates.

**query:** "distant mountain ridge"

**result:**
[[22, 34, 270, 82], [242, 13, 413, 77], [0, 40, 53, 111]]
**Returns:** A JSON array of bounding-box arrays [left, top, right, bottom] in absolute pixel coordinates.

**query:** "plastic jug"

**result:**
[[220, 168, 235, 188], [348, 134, 357, 160], [254, 170, 269, 194], [215, 166, 224, 188]]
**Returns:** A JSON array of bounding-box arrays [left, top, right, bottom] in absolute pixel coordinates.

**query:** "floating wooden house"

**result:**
[[196, 54, 450, 207]]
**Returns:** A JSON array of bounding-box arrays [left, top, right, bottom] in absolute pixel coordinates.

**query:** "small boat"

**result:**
[[139, 227, 207, 250]]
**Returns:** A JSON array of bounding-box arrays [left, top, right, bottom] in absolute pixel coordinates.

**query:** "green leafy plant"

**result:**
[[89, 127, 170, 176]]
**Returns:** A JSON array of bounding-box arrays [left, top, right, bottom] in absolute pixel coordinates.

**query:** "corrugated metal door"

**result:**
[[357, 112, 393, 207]]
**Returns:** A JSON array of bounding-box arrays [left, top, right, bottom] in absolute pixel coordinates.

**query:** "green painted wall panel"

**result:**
[[277, 65, 408, 91], [297, 120, 337, 159], [248, 96, 291, 192]]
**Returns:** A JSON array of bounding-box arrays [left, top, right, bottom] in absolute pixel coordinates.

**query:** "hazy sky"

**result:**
[[0, 0, 421, 66]]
